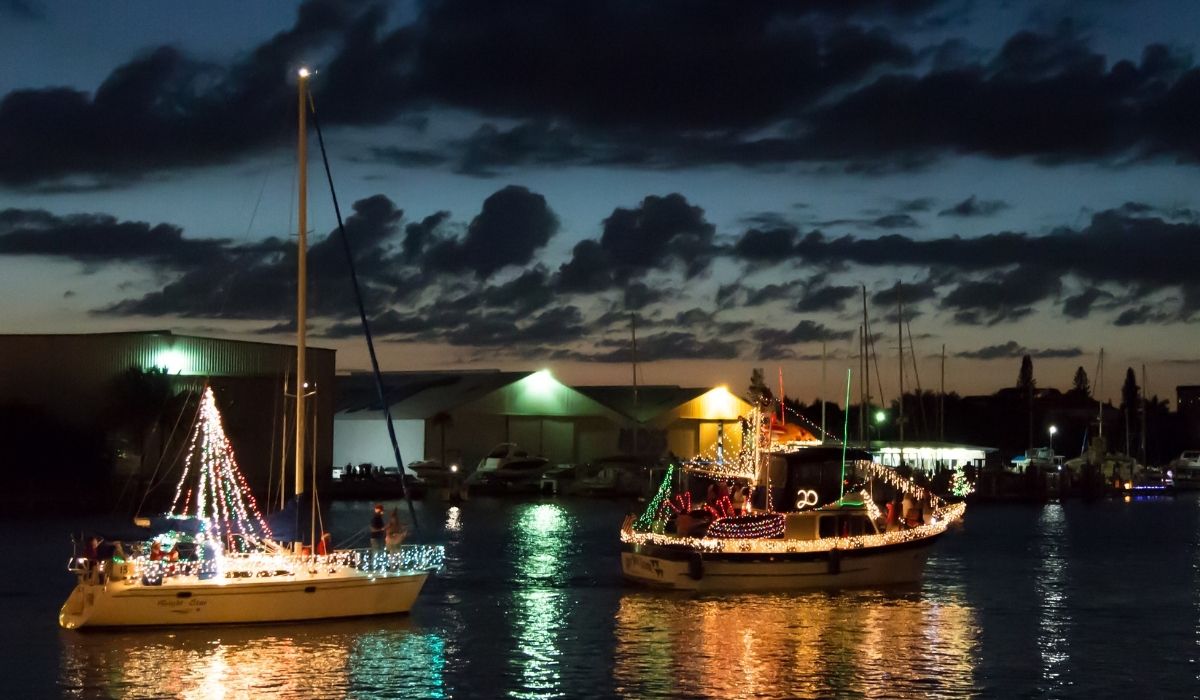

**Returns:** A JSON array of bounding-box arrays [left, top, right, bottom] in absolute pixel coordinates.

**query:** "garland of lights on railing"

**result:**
[[85, 545, 446, 586], [621, 502, 965, 554], [168, 387, 273, 552]]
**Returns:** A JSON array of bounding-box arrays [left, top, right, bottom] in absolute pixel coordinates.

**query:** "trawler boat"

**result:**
[[619, 427, 965, 591], [60, 69, 443, 629]]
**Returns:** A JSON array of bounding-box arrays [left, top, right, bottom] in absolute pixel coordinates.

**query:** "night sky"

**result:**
[[1, 0, 1198, 404]]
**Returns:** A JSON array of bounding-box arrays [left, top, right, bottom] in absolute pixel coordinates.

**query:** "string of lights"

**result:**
[[621, 502, 965, 554], [94, 545, 446, 586], [167, 388, 274, 552]]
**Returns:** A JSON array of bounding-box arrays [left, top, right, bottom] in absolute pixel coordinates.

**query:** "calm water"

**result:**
[[3, 494, 1199, 699]]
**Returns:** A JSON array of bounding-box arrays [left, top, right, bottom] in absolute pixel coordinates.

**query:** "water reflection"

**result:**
[[509, 503, 575, 699], [613, 590, 978, 699], [58, 618, 446, 699], [1034, 504, 1070, 692]]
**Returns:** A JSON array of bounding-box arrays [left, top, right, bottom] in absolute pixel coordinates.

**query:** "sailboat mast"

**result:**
[[295, 69, 309, 499], [1097, 347, 1104, 439], [631, 313, 638, 453], [940, 344, 946, 442], [897, 281, 904, 451], [820, 342, 826, 443]]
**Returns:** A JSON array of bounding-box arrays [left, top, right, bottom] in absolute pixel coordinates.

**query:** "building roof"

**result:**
[[573, 385, 715, 422], [336, 370, 533, 418]]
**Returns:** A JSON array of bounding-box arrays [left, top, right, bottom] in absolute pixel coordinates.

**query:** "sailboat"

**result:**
[[59, 69, 444, 629]]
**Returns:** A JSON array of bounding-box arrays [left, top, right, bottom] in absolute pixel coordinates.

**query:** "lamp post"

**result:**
[[1049, 425, 1058, 454]]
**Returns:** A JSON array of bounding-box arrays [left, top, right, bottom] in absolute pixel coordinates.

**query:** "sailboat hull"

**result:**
[[59, 570, 429, 629]]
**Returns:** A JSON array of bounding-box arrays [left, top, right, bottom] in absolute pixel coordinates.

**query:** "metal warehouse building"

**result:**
[[0, 331, 335, 506]]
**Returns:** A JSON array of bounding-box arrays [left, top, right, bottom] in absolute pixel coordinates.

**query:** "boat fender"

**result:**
[[688, 553, 704, 580], [827, 548, 841, 575]]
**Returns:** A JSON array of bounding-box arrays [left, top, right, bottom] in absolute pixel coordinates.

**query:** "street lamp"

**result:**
[[1048, 425, 1058, 454]]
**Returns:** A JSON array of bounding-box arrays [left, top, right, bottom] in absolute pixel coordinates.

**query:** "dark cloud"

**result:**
[[1113, 304, 1171, 326], [6, 1, 1200, 186], [801, 30, 1198, 165], [557, 193, 716, 291], [938, 195, 1010, 218], [367, 146, 449, 168], [872, 214, 919, 229], [733, 227, 797, 262], [0, 208, 231, 269], [940, 265, 1061, 325], [425, 185, 558, 278], [0, 1, 378, 187], [454, 121, 593, 176], [577, 331, 741, 363], [956, 341, 1083, 360], [0, 0, 42, 20], [402, 211, 450, 261], [796, 284, 858, 312], [413, 2, 913, 131], [1061, 287, 1113, 319]]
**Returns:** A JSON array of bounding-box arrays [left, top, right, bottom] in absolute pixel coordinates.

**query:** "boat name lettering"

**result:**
[[624, 554, 664, 578]]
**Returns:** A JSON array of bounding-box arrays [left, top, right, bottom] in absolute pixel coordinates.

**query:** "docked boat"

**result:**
[[619, 415, 965, 591], [1168, 451, 1200, 490], [467, 443, 550, 485], [60, 69, 443, 629], [1122, 467, 1176, 497]]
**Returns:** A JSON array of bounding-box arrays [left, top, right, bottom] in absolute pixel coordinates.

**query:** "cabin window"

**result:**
[[818, 516, 837, 538]]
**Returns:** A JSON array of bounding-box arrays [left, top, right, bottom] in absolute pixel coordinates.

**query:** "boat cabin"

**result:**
[[783, 504, 880, 541]]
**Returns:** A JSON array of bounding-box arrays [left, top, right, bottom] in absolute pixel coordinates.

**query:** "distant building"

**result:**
[[0, 331, 335, 499], [333, 375, 756, 472], [334, 370, 626, 472], [574, 385, 753, 459], [1178, 385, 1200, 445]]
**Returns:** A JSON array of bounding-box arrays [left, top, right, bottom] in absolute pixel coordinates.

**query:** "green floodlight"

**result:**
[[874, 410, 887, 424]]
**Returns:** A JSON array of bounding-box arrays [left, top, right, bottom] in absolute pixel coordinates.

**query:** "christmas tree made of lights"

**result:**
[[169, 387, 273, 551]]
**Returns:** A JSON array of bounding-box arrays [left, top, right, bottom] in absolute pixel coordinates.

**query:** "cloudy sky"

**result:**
[[1, 0, 1198, 404]]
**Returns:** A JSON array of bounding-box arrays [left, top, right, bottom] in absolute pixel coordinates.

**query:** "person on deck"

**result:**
[[385, 509, 407, 551], [369, 504, 386, 551]]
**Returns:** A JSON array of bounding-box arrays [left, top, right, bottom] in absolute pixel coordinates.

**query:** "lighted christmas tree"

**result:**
[[169, 387, 273, 551]]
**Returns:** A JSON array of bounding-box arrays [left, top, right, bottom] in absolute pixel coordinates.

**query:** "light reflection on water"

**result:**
[[1035, 503, 1071, 693], [613, 591, 978, 699], [44, 497, 1200, 698], [58, 618, 448, 699], [510, 503, 573, 699]]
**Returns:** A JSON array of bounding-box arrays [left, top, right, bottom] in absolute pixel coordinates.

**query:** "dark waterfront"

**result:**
[[5, 494, 1199, 699]]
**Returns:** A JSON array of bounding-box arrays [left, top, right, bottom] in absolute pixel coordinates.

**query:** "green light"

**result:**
[[874, 410, 887, 424], [151, 348, 191, 375]]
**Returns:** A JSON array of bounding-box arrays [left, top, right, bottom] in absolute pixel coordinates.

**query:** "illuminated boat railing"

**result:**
[[620, 502, 966, 555], [71, 545, 446, 585]]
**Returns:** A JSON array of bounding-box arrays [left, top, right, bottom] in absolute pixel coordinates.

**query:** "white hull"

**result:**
[[60, 568, 428, 629], [621, 537, 939, 591]]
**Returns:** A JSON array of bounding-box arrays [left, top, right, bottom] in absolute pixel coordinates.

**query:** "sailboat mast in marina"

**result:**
[[58, 69, 443, 629]]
